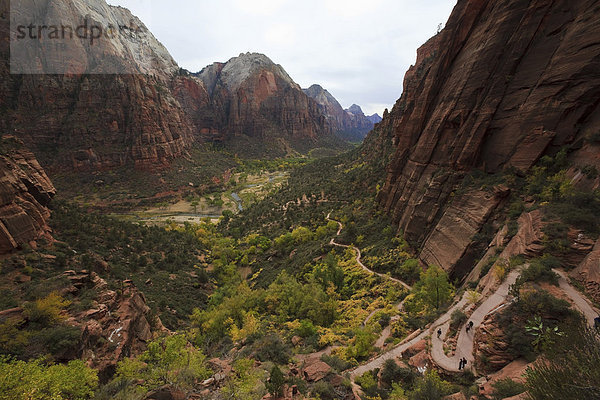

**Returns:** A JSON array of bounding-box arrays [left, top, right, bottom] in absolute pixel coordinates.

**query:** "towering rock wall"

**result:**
[[0, 138, 55, 254], [0, 0, 194, 171], [374, 0, 600, 274]]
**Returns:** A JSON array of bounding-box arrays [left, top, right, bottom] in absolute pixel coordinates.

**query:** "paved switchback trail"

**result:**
[[326, 213, 600, 378]]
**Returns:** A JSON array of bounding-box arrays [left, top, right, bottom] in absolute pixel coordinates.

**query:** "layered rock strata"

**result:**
[[0, 139, 55, 253]]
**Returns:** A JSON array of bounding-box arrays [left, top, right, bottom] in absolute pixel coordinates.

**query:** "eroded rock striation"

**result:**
[[64, 271, 167, 381], [0, 138, 55, 253], [372, 0, 600, 276], [570, 239, 600, 304], [0, 0, 195, 171]]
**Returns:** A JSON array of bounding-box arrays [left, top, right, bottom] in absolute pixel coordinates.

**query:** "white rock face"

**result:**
[[99, 4, 178, 77], [200, 52, 298, 92], [11, 0, 178, 78]]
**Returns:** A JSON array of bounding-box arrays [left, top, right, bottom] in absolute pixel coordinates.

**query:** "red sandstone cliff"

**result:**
[[373, 0, 600, 275], [0, 137, 55, 254], [178, 53, 334, 154], [63, 271, 168, 381], [0, 0, 195, 171]]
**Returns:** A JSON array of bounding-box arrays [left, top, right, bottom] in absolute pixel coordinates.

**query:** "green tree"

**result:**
[[0, 357, 98, 400], [221, 358, 265, 400], [291, 226, 313, 243], [24, 292, 70, 327], [491, 378, 525, 400], [408, 370, 453, 400], [266, 365, 285, 397], [389, 383, 409, 400], [355, 370, 379, 397], [346, 327, 376, 361], [525, 323, 600, 399], [416, 266, 454, 309], [116, 335, 211, 393]]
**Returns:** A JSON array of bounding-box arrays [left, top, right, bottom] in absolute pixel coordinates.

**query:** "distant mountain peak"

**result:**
[[200, 52, 296, 93], [347, 104, 365, 116], [304, 85, 375, 142], [306, 84, 324, 91], [367, 113, 383, 124]]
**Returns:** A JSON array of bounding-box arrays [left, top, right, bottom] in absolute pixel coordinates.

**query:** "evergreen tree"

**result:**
[[266, 365, 285, 397]]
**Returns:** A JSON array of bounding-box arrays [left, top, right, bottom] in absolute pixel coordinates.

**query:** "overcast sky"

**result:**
[[108, 0, 456, 116]]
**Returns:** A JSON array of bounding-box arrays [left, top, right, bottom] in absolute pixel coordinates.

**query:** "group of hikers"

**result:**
[[465, 320, 474, 333], [436, 320, 476, 371], [436, 320, 475, 339]]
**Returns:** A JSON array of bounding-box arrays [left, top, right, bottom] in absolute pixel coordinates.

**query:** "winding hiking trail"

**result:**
[[326, 213, 412, 291], [431, 270, 521, 372], [554, 269, 600, 327], [351, 267, 600, 378], [325, 213, 600, 379]]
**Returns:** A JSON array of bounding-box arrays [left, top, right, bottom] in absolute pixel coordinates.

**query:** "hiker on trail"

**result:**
[[459, 359, 463, 370], [437, 329, 442, 338], [462, 358, 468, 369], [466, 325, 470, 334], [469, 321, 474, 329]]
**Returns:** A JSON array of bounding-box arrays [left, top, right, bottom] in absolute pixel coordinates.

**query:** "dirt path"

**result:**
[[430, 268, 599, 373], [351, 269, 519, 377], [326, 214, 412, 291], [351, 328, 427, 378], [325, 214, 600, 379]]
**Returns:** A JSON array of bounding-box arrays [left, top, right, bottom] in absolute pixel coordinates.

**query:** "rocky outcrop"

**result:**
[[0, 138, 55, 253], [303, 85, 374, 141], [63, 271, 167, 381], [480, 359, 529, 398], [570, 239, 600, 304], [501, 211, 546, 260], [468, 210, 546, 291], [0, 0, 194, 171], [301, 360, 332, 382], [374, 0, 600, 275], [473, 312, 517, 373]]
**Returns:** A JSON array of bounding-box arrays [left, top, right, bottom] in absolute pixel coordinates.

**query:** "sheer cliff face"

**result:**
[[0, 0, 194, 171], [0, 139, 55, 254], [376, 0, 600, 274]]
